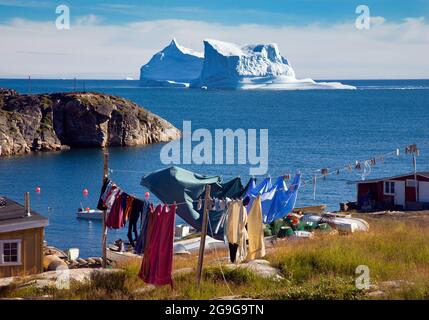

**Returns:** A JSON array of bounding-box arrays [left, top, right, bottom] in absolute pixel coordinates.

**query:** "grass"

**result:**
[[268, 219, 429, 283], [2, 215, 429, 300]]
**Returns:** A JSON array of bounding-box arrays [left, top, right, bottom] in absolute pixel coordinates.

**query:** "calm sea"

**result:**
[[1, 78, 428, 257]]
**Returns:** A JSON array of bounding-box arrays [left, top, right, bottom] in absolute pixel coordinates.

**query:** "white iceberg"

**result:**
[[191, 39, 355, 90], [139, 38, 204, 87]]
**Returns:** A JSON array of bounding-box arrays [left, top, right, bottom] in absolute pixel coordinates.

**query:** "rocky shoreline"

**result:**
[[0, 88, 181, 156]]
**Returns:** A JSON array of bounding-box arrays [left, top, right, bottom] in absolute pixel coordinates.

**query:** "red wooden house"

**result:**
[[356, 172, 429, 211]]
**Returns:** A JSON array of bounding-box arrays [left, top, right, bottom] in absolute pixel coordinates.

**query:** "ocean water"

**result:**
[[1, 78, 428, 257]]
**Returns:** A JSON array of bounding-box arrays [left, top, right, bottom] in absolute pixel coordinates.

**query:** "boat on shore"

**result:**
[[301, 213, 369, 233]]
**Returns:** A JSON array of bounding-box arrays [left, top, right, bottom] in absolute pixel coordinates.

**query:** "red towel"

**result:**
[[139, 203, 176, 287], [139, 204, 160, 282]]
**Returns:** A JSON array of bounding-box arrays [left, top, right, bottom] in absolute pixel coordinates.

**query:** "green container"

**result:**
[[317, 223, 332, 232], [270, 220, 285, 236], [304, 221, 317, 231], [263, 225, 272, 237], [292, 220, 305, 231], [278, 226, 294, 238]]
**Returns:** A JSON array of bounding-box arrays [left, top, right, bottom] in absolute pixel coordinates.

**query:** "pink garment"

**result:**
[[139, 203, 176, 287], [106, 192, 125, 229]]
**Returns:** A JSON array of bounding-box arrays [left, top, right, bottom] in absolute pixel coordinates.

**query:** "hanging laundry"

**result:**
[[265, 174, 301, 223], [122, 195, 134, 223], [152, 203, 176, 286], [104, 186, 120, 210], [246, 195, 265, 260], [139, 204, 161, 283], [225, 200, 248, 263], [97, 178, 111, 210], [245, 177, 274, 213], [219, 199, 226, 211], [134, 201, 151, 254], [106, 191, 125, 229], [140, 166, 245, 241], [127, 198, 145, 247], [139, 204, 176, 287], [214, 198, 222, 211]]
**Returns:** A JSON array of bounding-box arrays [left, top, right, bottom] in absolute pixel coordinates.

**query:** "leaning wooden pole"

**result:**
[[101, 153, 109, 268], [196, 184, 211, 287]]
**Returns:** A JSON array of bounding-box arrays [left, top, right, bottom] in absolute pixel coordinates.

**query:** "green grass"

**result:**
[[2, 217, 429, 300]]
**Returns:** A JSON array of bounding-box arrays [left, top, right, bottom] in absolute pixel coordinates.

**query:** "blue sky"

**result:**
[[0, 0, 427, 25], [0, 0, 428, 79]]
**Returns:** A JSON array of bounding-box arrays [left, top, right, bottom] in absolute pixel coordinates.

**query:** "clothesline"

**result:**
[[108, 147, 403, 194], [106, 178, 291, 208]]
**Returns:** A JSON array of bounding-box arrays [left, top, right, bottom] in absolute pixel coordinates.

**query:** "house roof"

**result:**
[[0, 197, 49, 233], [352, 172, 429, 184]]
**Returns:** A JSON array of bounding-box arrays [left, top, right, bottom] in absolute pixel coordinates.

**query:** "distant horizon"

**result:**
[[2, 77, 429, 82]]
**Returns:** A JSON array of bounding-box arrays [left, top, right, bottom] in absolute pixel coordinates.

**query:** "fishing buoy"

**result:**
[[35, 187, 41, 194], [83, 188, 89, 197], [145, 192, 150, 200]]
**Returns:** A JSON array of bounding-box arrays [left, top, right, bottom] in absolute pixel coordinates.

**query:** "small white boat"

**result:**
[[76, 207, 104, 220], [302, 214, 369, 233]]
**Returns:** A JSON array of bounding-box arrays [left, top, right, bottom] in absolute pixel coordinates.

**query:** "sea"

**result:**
[[1, 78, 428, 257]]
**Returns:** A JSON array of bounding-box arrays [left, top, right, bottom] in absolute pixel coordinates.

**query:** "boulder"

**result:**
[[0, 90, 181, 156]]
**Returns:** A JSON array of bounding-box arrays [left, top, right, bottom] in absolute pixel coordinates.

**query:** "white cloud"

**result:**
[[75, 14, 103, 26], [0, 17, 428, 79]]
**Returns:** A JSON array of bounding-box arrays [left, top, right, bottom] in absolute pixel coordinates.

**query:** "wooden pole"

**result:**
[[413, 153, 419, 202], [25, 192, 30, 216], [196, 184, 211, 287], [101, 153, 109, 268]]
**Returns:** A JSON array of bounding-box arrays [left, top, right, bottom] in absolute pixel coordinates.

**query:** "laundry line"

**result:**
[[108, 147, 401, 187]]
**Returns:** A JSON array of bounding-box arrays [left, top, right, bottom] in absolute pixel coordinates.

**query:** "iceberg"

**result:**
[[191, 39, 355, 90], [139, 38, 204, 87], [139, 38, 355, 90]]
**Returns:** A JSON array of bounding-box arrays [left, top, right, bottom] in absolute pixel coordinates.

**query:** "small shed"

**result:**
[[0, 196, 49, 278], [355, 172, 429, 211]]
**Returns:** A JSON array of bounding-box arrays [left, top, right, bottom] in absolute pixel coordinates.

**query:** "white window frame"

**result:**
[[0, 239, 22, 266], [384, 181, 395, 195]]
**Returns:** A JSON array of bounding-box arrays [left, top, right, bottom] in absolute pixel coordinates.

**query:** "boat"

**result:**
[[76, 207, 104, 220], [301, 213, 369, 233], [293, 204, 327, 214]]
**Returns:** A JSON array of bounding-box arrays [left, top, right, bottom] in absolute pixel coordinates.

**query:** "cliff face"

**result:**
[[0, 88, 181, 156]]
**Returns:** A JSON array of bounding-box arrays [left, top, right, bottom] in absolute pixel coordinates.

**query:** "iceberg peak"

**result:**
[[139, 38, 204, 86]]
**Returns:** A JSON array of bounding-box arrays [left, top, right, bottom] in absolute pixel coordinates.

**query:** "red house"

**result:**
[[356, 172, 429, 211]]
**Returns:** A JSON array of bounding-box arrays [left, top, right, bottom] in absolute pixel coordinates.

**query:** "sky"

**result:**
[[0, 0, 428, 79]]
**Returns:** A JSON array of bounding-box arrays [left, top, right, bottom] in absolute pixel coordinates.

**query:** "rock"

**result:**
[[0, 268, 122, 290], [211, 295, 256, 300], [133, 285, 156, 295], [367, 290, 386, 298], [173, 267, 194, 277], [0, 90, 181, 156], [225, 259, 284, 281]]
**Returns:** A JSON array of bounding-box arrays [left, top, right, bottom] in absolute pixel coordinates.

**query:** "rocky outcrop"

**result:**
[[0, 89, 181, 156]]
